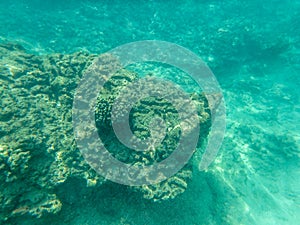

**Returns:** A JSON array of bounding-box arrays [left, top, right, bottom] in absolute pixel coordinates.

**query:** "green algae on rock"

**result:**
[[0, 43, 211, 223]]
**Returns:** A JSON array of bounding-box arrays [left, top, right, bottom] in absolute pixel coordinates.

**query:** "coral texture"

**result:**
[[0, 43, 104, 223], [94, 67, 211, 201], [0, 43, 211, 224]]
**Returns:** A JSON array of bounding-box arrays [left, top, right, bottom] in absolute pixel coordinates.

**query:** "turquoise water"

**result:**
[[0, 0, 299, 224]]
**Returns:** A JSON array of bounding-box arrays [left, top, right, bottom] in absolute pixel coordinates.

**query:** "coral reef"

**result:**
[[94, 67, 211, 201], [0, 43, 104, 223], [0, 42, 211, 224], [138, 166, 192, 201]]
